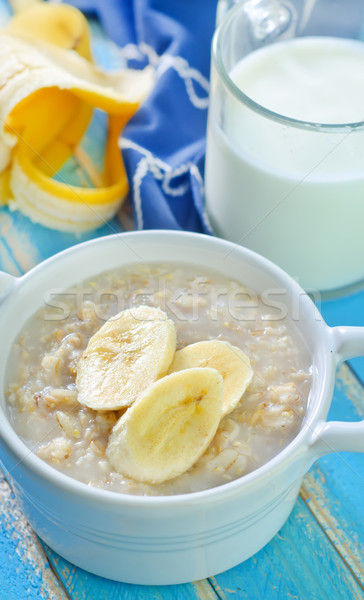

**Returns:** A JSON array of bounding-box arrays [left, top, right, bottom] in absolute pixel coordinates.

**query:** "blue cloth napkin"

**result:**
[[69, 0, 217, 233]]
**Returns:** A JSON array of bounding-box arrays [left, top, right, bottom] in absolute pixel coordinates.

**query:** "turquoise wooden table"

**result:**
[[0, 3, 363, 599]]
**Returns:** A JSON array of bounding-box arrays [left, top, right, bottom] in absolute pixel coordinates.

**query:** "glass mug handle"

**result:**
[[215, 0, 317, 35]]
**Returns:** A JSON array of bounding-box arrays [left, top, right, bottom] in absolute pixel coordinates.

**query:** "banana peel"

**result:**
[[6, 2, 94, 172], [0, 4, 153, 231], [7, 2, 93, 60]]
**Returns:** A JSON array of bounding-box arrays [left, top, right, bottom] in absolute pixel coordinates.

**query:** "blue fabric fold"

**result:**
[[69, 0, 217, 233]]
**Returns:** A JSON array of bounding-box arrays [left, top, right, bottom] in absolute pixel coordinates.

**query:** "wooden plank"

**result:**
[[0, 235, 22, 276], [41, 545, 218, 600], [0, 210, 41, 274], [0, 205, 123, 275], [209, 496, 363, 600], [0, 474, 69, 600], [301, 471, 364, 586]]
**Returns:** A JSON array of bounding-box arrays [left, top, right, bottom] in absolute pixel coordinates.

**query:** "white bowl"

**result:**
[[0, 230, 363, 585]]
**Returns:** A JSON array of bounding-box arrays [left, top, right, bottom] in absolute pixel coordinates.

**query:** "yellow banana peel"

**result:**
[[7, 2, 93, 60], [0, 166, 11, 207], [0, 4, 154, 231], [33, 100, 94, 176]]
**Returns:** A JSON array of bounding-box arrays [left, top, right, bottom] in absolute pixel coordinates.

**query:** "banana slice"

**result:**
[[106, 367, 224, 484], [76, 306, 176, 410], [169, 340, 253, 416]]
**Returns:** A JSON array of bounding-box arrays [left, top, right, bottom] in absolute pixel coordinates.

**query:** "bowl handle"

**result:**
[[309, 326, 364, 456], [0, 271, 17, 302]]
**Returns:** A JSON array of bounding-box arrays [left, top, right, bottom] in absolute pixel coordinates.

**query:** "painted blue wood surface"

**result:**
[[211, 497, 362, 600], [0, 4, 363, 600], [43, 545, 219, 600], [0, 476, 68, 600]]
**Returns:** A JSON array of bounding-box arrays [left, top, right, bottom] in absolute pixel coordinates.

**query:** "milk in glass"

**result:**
[[205, 37, 364, 291]]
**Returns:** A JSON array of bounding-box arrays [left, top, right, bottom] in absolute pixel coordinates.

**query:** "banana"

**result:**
[[0, 167, 11, 206], [0, 140, 11, 174], [0, 32, 153, 230], [7, 3, 93, 60], [168, 340, 253, 416], [32, 101, 93, 176], [0, 34, 152, 150], [106, 367, 224, 484], [76, 306, 176, 411], [9, 120, 129, 232], [4, 3, 94, 182], [9, 151, 124, 232]]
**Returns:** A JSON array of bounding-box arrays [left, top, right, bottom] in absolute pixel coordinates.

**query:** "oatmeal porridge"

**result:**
[[6, 263, 311, 496]]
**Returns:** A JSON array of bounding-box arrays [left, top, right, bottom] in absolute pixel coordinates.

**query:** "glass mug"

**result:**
[[205, 0, 364, 294]]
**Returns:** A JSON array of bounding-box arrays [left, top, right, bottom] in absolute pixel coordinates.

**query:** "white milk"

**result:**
[[205, 37, 364, 292]]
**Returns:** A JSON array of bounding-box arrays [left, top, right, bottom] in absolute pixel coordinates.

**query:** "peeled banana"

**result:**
[[169, 340, 253, 415], [0, 4, 153, 230], [106, 367, 224, 484], [76, 306, 177, 410]]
